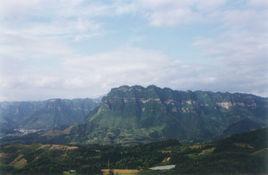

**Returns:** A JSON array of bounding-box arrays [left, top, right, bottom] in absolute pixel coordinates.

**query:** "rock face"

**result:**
[[73, 85, 268, 144], [0, 98, 99, 137]]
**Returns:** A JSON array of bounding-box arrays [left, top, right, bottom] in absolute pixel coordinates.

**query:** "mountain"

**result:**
[[71, 85, 268, 144], [0, 98, 99, 137], [222, 118, 265, 136]]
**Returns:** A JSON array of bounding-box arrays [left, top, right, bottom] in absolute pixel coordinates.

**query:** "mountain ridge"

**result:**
[[70, 85, 268, 145], [0, 98, 100, 138], [1, 85, 267, 145]]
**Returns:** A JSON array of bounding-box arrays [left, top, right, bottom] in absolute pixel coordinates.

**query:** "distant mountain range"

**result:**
[[70, 85, 268, 144], [1, 85, 267, 144], [0, 98, 99, 137]]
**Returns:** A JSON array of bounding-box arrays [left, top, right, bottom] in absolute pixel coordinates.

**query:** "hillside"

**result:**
[[71, 85, 268, 144], [0, 128, 267, 175], [141, 128, 268, 175], [0, 98, 99, 138], [222, 118, 265, 136]]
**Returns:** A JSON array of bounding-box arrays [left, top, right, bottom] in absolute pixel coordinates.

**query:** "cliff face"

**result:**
[[0, 98, 99, 137], [73, 85, 268, 144]]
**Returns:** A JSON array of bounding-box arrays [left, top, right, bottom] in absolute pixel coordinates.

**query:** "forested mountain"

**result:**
[[1, 85, 267, 145], [71, 85, 268, 144], [0, 85, 267, 174], [0, 98, 99, 137]]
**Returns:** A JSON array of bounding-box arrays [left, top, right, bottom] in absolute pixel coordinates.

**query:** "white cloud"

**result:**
[[194, 12, 268, 96], [4, 42, 265, 100], [0, 45, 219, 100], [0, 0, 106, 43], [0, 0, 42, 18], [0, 0, 267, 100], [248, 0, 268, 7], [112, 0, 226, 26]]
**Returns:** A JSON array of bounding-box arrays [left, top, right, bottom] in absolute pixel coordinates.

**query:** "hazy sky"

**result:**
[[0, 0, 267, 100]]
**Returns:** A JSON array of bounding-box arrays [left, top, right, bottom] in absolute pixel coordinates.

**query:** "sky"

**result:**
[[0, 0, 267, 101]]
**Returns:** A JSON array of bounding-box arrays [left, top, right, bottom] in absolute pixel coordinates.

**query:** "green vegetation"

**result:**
[[0, 98, 99, 137], [1, 86, 267, 146], [0, 128, 267, 175], [0, 86, 267, 174], [72, 85, 268, 144]]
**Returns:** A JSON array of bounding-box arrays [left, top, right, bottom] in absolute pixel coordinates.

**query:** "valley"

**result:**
[[0, 98, 99, 138], [0, 128, 267, 175], [0, 85, 267, 174]]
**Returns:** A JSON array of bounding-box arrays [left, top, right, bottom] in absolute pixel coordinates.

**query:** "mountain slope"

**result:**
[[0, 98, 99, 137], [141, 127, 268, 175], [72, 85, 268, 144], [222, 118, 265, 136], [1, 128, 267, 175]]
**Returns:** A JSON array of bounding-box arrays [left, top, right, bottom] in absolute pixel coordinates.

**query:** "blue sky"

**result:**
[[0, 0, 267, 100]]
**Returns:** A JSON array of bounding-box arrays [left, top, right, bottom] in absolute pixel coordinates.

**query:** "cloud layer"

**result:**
[[0, 0, 267, 100]]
